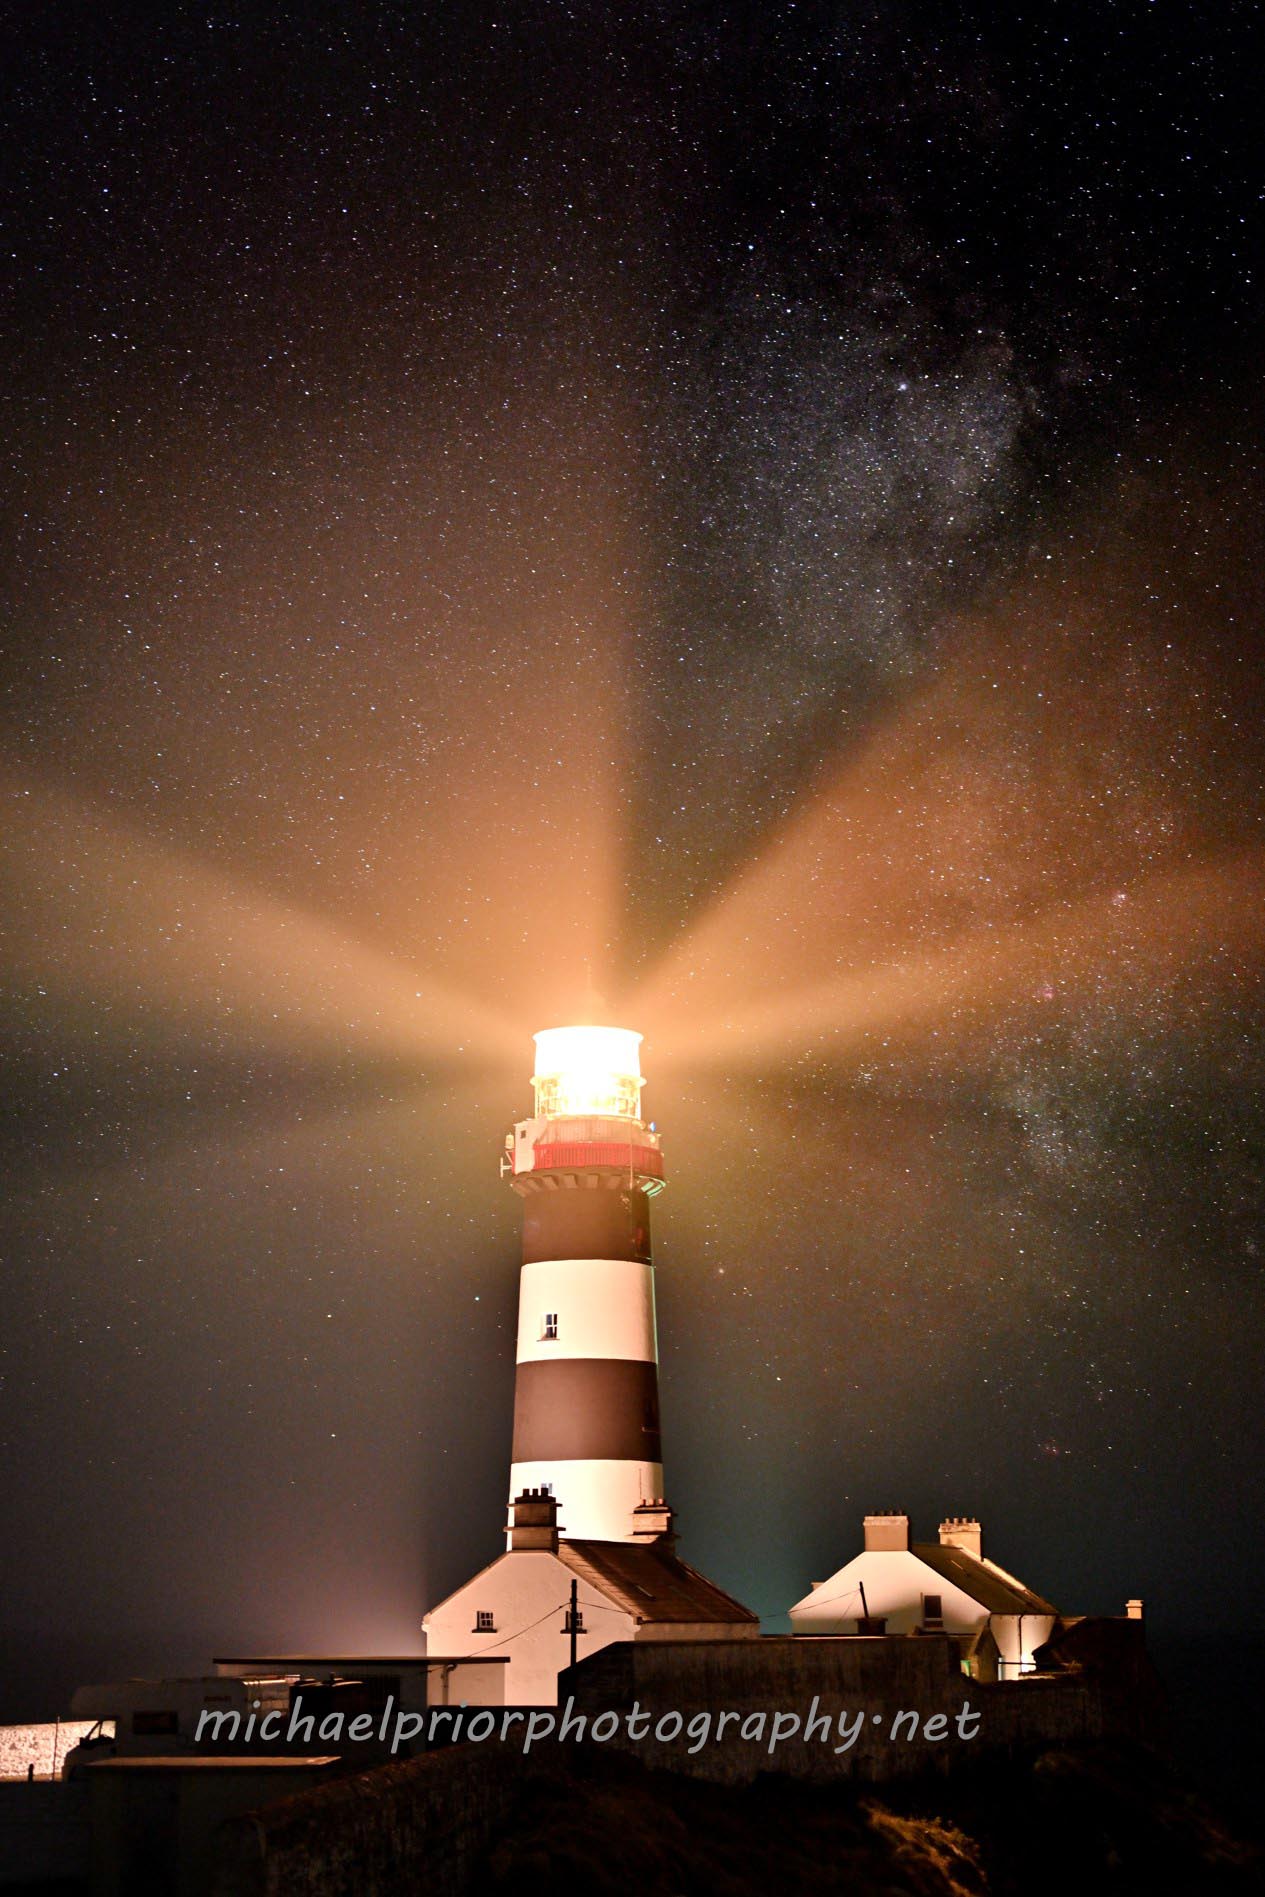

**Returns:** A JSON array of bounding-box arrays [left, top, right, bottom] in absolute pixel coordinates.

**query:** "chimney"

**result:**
[[863, 1513, 909, 1552], [1126, 1598, 1144, 1621], [631, 1497, 677, 1549], [507, 1487, 559, 1553], [939, 1517, 982, 1561]]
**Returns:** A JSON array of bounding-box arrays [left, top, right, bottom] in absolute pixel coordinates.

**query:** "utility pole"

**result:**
[[568, 1578, 579, 1670]]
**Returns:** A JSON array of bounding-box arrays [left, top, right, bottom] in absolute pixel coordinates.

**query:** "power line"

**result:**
[[461, 1599, 573, 1655], [797, 1583, 863, 1615]]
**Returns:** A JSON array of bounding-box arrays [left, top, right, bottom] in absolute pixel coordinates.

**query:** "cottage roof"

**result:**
[[558, 1539, 759, 1625], [910, 1542, 1058, 1617]]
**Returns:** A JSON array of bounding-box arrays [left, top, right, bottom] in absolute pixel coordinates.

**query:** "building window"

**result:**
[[132, 1710, 179, 1736], [474, 1610, 496, 1633], [542, 1313, 558, 1340], [923, 1593, 944, 1630]]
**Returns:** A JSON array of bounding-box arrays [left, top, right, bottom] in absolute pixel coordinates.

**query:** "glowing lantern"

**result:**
[[531, 1025, 644, 1122]]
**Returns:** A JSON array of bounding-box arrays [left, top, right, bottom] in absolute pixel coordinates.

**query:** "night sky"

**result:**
[[2, 3, 1263, 1742]]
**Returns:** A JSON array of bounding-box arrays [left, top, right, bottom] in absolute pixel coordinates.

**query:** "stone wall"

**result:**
[[209, 1622, 1162, 1890], [213, 1747, 521, 1897], [0, 1718, 106, 1779], [557, 1625, 1159, 1785]]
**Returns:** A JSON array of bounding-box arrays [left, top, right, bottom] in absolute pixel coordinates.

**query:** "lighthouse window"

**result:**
[[542, 1313, 558, 1340], [474, 1610, 496, 1633]]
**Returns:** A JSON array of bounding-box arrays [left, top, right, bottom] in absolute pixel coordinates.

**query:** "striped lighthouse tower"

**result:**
[[504, 1022, 667, 1543]]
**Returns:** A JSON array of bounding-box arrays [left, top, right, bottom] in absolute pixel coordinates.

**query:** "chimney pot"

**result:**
[[938, 1517, 982, 1560]]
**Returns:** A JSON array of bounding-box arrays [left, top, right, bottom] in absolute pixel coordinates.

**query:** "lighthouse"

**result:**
[[503, 1022, 668, 1542], [419, 1018, 758, 1701]]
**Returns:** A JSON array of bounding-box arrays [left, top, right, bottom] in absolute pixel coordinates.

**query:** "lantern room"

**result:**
[[530, 1025, 644, 1122]]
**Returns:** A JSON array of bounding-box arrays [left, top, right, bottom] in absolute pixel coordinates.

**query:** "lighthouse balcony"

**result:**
[[509, 1115, 665, 1185]]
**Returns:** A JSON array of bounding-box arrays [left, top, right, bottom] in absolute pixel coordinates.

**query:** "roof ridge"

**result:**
[[910, 1541, 1057, 1616]]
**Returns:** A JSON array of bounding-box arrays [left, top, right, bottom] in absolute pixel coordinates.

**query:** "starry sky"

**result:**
[[2, 2, 1263, 1733]]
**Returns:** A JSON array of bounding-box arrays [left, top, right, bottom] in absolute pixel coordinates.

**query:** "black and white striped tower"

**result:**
[[504, 1023, 667, 1543]]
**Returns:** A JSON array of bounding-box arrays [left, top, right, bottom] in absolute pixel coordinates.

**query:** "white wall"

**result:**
[[990, 1613, 1057, 1674], [788, 1550, 989, 1637], [422, 1550, 635, 1705], [790, 1553, 1058, 1673]]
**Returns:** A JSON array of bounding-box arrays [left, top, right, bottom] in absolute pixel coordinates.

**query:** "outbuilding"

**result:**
[[423, 1490, 759, 1705], [788, 1515, 1059, 1677]]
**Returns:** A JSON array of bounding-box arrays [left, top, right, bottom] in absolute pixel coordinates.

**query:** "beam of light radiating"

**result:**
[[0, 778, 517, 1068], [3, 352, 643, 1049], [362, 530, 638, 1035], [632, 590, 1263, 1073], [648, 848, 1265, 1072]]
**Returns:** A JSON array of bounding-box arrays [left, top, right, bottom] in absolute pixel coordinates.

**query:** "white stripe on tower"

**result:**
[[515, 1258, 658, 1364]]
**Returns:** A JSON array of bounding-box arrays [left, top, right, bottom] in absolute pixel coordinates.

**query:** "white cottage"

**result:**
[[423, 1490, 760, 1705], [789, 1514, 1059, 1677]]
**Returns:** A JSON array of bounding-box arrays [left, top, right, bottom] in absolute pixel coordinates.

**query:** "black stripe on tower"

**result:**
[[511, 1359, 662, 1463], [520, 1181, 654, 1266]]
